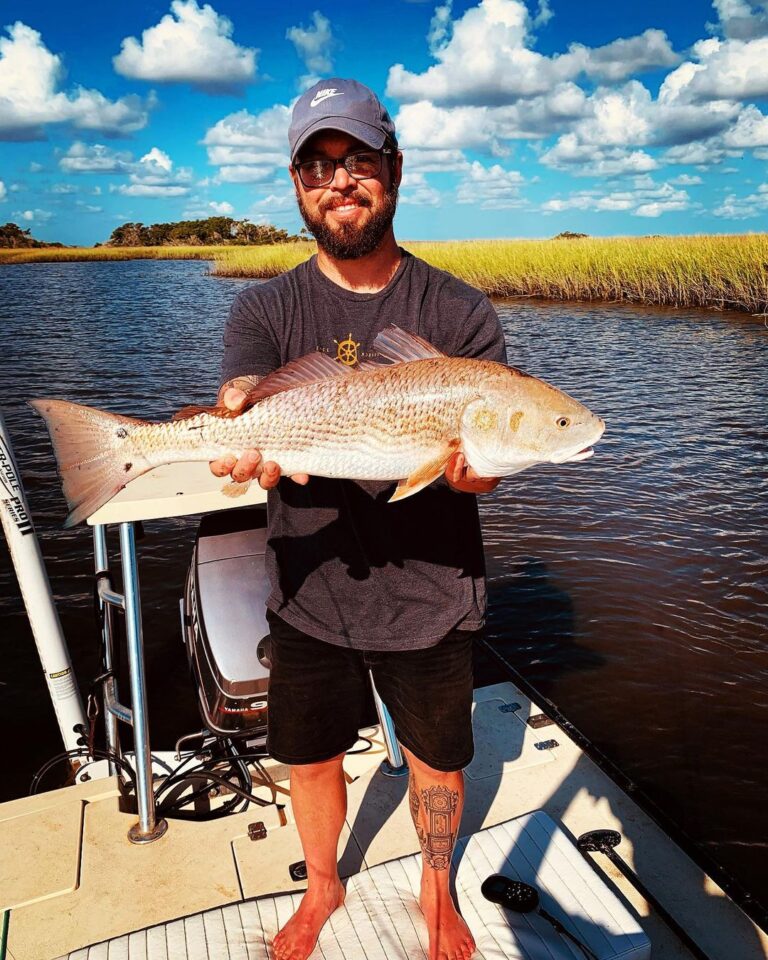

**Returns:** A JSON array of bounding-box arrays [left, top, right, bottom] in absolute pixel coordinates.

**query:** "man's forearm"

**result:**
[[217, 374, 264, 405]]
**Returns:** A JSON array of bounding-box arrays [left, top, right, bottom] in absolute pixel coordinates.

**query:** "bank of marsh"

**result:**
[[211, 235, 767, 314], [2, 234, 765, 313]]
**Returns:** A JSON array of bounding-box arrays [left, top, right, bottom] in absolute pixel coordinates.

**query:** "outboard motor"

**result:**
[[182, 506, 271, 738]]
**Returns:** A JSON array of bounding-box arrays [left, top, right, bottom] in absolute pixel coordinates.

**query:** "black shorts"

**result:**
[[265, 610, 476, 773]]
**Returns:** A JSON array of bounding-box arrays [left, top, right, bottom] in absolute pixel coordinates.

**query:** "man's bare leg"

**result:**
[[272, 753, 347, 960], [403, 746, 476, 960]]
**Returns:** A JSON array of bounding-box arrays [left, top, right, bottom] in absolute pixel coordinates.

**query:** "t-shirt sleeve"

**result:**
[[220, 288, 282, 389], [452, 296, 508, 365]]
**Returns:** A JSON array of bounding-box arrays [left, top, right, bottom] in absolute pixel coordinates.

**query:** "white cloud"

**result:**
[[428, 2, 454, 55], [115, 148, 193, 197], [184, 198, 235, 217], [74, 201, 103, 213], [395, 85, 588, 154], [50, 183, 78, 194], [722, 104, 768, 146], [711, 0, 768, 39], [542, 180, 689, 216], [13, 208, 52, 222], [219, 166, 283, 184], [402, 148, 470, 172], [540, 133, 658, 177], [0, 181, 6, 201], [456, 160, 525, 208], [286, 11, 336, 88], [387, 0, 678, 106], [671, 173, 703, 184], [0, 22, 151, 140], [662, 139, 735, 165], [203, 105, 292, 182], [113, 0, 257, 93], [661, 35, 768, 103], [59, 143, 133, 174], [29, 162, 44, 173], [118, 184, 190, 198], [399, 172, 442, 205], [713, 182, 768, 217]]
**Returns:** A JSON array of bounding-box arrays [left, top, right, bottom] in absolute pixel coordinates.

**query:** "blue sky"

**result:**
[[1, 0, 767, 245]]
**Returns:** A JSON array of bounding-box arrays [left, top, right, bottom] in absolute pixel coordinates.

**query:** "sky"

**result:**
[[1, 0, 768, 245]]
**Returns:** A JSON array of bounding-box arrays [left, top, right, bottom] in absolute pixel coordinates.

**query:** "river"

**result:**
[[1, 258, 766, 917]]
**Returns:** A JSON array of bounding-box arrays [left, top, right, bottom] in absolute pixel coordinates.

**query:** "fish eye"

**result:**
[[556, 416, 570, 428]]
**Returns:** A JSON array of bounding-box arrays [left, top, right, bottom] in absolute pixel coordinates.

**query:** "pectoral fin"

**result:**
[[221, 480, 252, 498], [388, 441, 460, 503]]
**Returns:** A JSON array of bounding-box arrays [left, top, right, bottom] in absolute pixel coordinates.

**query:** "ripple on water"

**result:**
[[1, 264, 767, 911]]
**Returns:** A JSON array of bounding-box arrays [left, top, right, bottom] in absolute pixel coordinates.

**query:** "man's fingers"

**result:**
[[209, 455, 236, 477], [231, 450, 262, 482], [290, 473, 310, 486], [445, 451, 465, 485], [258, 461, 281, 490], [222, 387, 248, 412]]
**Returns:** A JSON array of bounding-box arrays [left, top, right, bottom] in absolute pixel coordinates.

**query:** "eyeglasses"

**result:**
[[293, 149, 393, 189]]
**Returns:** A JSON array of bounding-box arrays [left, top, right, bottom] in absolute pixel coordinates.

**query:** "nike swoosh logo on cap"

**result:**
[[310, 89, 343, 107]]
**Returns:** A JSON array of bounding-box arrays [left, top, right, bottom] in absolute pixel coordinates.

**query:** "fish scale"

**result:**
[[31, 326, 605, 527]]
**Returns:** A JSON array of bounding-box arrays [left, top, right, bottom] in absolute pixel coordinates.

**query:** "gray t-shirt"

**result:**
[[220, 250, 507, 650]]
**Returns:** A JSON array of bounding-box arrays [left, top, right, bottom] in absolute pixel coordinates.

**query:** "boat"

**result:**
[[1, 419, 766, 960]]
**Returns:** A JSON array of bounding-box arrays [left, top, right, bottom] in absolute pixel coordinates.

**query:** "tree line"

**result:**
[[0, 223, 63, 249], [106, 217, 304, 247]]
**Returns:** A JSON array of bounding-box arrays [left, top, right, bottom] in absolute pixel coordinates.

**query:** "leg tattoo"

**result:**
[[418, 785, 459, 870]]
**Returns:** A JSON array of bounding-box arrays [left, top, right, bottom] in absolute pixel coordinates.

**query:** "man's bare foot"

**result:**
[[272, 878, 346, 960], [420, 882, 476, 960]]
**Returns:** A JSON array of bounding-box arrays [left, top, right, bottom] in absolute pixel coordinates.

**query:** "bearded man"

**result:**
[[211, 78, 507, 960]]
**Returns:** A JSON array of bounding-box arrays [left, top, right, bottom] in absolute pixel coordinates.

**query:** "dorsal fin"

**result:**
[[241, 352, 355, 403], [373, 325, 446, 365]]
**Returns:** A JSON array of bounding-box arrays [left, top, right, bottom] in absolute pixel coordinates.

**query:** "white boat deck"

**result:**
[[2, 681, 766, 960]]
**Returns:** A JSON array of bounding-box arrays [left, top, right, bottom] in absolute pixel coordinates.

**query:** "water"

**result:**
[[1, 259, 766, 913]]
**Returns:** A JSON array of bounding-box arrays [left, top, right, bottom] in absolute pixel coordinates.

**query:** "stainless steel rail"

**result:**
[[92, 523, 167, 844]]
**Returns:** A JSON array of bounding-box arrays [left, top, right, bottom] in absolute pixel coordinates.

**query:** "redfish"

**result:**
[[32, 326, 605, 527]]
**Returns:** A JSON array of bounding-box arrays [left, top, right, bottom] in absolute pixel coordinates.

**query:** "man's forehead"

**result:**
[[298, 130, 370, 158]]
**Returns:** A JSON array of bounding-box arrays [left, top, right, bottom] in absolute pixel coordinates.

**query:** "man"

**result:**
[[211, 78, 507, 960]]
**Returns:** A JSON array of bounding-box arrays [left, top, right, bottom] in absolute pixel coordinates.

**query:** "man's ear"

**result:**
[[394, 150, 403, 188], [288, 163, 299, 188]]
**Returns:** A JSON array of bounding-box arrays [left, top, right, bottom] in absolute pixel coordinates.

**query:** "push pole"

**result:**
[[0, 412, 86, 753]]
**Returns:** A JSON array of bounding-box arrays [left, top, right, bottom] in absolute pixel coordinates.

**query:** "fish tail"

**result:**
[[29, 399, 152, 527]]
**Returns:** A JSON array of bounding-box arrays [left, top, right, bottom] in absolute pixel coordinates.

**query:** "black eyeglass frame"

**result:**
[[292, 148, 395, 189]]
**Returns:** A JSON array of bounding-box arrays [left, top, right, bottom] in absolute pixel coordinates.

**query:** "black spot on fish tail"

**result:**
[[124, 462, 133, 472], [116, 428, 128, 439]]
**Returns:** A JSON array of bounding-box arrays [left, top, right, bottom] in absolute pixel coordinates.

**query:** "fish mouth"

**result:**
[[565, 446, 595, 462]]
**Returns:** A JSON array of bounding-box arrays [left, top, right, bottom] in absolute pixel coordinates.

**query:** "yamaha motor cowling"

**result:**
[[182, 506, 271, 738]]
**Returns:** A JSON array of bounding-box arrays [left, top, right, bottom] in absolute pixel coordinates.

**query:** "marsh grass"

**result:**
[[3, 235, 766, 313], [0, 245, 221, 265], [212, 235, 768, 313]]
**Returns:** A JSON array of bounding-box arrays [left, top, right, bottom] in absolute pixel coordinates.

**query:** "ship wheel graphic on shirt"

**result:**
[[335, 333, 360, 366]]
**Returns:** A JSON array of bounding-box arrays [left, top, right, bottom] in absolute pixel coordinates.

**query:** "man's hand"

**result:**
[[444, 451, 500, 495], [209, 387, 310, 490]]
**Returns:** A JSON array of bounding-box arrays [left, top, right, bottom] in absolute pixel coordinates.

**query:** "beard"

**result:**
[[296, 181, 399, 260]]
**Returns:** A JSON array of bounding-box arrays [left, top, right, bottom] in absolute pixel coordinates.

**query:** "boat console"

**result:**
[[182, 506, 271, 737]]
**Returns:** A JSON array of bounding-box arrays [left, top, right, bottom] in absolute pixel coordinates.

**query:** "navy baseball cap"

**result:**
[[289, 78, 397, 163]]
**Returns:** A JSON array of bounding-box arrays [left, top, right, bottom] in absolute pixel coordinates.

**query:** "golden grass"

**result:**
[[3, 235, 766, 312], [0, 245, 222, 264], [212, 235, 768, 313]]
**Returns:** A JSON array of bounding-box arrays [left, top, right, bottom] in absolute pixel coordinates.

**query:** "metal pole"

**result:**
[[93, 525, 121, 774], [369, 672, 408, 777], [0, 413, 86, 752], [119, 522, 167, 843]]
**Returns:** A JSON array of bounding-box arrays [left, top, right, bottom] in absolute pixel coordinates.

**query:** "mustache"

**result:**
[[320, 192, 372, 213]]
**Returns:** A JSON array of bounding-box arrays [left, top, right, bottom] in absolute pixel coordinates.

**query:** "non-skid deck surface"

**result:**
[[63, 811, 649, 960]]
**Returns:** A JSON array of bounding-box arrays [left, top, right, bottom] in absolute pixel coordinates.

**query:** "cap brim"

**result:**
[[291, 117, 387, 162]]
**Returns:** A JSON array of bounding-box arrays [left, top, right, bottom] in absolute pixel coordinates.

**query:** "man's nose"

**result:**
[[329, 163, 354, 190]]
